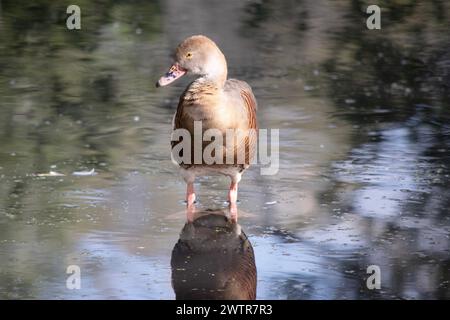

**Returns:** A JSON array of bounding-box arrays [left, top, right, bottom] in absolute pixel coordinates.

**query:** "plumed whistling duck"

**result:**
[[156, 35, 258, 221]]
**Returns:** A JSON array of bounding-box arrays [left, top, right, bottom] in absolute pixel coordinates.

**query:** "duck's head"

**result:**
[[156, 35, 227, 87]]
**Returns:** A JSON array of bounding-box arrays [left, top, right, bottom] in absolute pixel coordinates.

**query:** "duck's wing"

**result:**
[[224, 79, 258, 166]]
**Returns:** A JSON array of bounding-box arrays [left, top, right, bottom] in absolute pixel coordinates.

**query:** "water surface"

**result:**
[[0, 0, 449, 299]]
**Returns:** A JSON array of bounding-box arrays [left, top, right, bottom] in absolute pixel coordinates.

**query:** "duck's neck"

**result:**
[[200, 52, 228, 87], [187, 77, 221, 99]]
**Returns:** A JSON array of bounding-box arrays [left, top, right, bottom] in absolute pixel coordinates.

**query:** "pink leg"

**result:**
[[186, 202, 196, 222], [229, 201, 238, 222], [186, 182, 196, 222], [228, 182, 238, 204], [228, 182, 238, 222], [186, 182, 196, 206]]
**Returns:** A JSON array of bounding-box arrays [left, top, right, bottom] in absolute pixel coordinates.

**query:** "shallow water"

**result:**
[[0, 0, 449, 299]]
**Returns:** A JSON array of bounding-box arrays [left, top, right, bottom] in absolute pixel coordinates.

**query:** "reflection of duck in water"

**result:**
[[171, 209, 257, 300]]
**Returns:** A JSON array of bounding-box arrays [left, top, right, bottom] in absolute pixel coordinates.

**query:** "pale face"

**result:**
[[156, 35, 227, 87]]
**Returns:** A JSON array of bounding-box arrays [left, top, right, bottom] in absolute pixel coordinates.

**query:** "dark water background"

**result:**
[[0, 0, 449, 299]]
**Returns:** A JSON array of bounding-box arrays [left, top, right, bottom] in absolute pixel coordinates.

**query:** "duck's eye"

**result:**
[[186, 52, 192, 59]]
